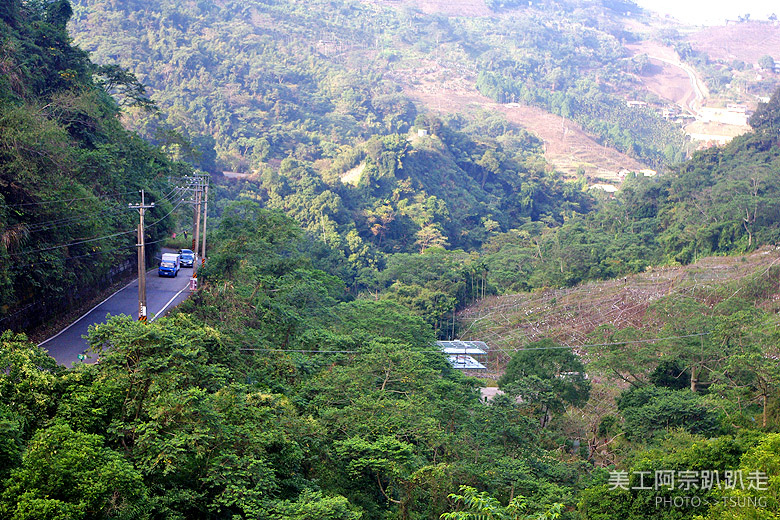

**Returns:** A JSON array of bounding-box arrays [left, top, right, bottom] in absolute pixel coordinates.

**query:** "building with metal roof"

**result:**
[[437, 341, 488, 370], [447, 354, 487, 370]]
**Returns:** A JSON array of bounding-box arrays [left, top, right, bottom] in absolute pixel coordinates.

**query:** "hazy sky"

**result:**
[[634, 0, 778, 26]]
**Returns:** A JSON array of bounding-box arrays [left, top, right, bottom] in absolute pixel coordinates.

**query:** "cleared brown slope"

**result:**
[[688, 21, 780, 63], [625, 41, 700, 110], [458, 248, 780, 360], [397, 66, 646, 179]]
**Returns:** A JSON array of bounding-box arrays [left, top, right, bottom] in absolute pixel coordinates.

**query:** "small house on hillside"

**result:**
[[590, 184, 619, 194], [222, 171, 251, 180]]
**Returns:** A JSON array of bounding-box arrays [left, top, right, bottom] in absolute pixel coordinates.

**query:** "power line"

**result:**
[[504, 332, 710, 351], [236, 332, 712, 355], [0, 190, 140, 208], [4, 229, 138, 258], [19, 186, 187, 234], [239, 348, 362, 353], [2, 197, 186, 260], [0, 187, 188, 257], [0, 235, 176, 326], [5, 236, 172, 271], [25, 206, 125, 233], [145, 197, 187, 227]]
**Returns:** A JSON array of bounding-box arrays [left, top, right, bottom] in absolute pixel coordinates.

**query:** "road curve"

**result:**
[[39, 264, 194, 367], [648, 55, 708, 115]]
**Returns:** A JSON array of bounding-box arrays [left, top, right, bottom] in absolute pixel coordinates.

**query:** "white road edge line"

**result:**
[[38, 268, 156, 348], [150, 283, 190, 322]]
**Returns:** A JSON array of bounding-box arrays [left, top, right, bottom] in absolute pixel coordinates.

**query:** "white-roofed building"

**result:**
[[448, 354, 487, 370], [437, 340, 488, 370]]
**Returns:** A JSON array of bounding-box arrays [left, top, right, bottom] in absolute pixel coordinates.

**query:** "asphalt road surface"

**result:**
[[40, 264, 195, 367]]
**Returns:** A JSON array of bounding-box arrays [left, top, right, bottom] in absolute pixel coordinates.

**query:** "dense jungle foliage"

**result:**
[[60, 0, 780, 340], [479, 102, 780, 292], [2, 198, 780, 519], [0, 203, 594, 519], [0, 0, 184, 327], [2, 1, 780, 519], [202, 89, 780, 338]]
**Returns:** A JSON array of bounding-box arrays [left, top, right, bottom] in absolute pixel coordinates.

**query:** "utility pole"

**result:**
[[129, 190, 154, 321], [200, 177, 209, 265], [192, 177, 202, 276]]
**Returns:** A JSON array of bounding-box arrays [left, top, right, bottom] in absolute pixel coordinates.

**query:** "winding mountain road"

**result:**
[[39, 264, 194, 367], [648, 55, 709, 115]]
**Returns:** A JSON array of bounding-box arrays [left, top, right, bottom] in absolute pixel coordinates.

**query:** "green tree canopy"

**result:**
[[498, 339, 590, 425]]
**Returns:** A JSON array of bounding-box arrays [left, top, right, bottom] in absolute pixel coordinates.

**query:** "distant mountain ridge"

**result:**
[[67, 0, 683, 172]]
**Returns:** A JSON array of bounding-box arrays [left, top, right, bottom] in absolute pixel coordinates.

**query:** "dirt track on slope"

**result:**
[[625, 41, 704, 113]]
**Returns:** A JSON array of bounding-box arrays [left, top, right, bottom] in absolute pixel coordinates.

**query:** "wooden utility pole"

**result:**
[[192, 180, 201, 256], [192, 177, 202, 276], [129, 190, 154, 321], [200, 178, 209, 264]]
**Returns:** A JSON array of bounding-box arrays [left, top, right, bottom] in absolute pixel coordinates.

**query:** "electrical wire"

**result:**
[[0, 190, 140, 208], [3, 196, 187, 260], [23, 185, 188, 233], [145, 197, 187, 228], [5, 236, 173, 271], [0, 184, 189, 209], [25, 206, 125, 233], [4, 228, 138, 258], [0, 236, 179, 325], [2, 185, 188, 240], [496, 332, 710, 351], [237, 332, 712, 355], [1, 181, 203, 326]]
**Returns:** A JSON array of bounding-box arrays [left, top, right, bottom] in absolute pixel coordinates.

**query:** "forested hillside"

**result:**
[[2, 0, 780, 519], [67, 0, 688, 171], [66, 0, 620, 291], [0, 202, 599, 519], [0, 0, 187, 330], [478, 97, 780, 293], [62, 0, 780, 307], [3, 179, 780, 519]]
